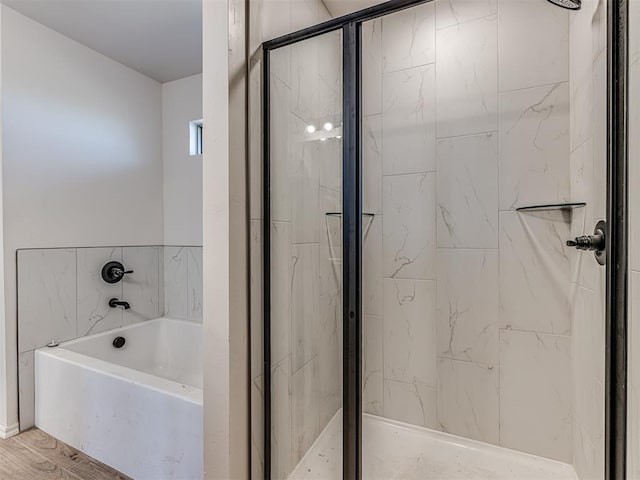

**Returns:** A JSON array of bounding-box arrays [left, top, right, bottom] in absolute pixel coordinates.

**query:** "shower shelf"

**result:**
[[515, 202, 586, 212], [325, 212, 375, 217]]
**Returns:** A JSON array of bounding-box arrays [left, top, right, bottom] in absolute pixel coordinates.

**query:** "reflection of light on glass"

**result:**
[[320, 137, 327, 142], [336, 135, 342, 139], [323, 122, 333, 131], [306, 125, 316, 134]]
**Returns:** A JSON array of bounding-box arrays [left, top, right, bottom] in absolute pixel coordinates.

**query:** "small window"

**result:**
[[190, 120, 203, 156]]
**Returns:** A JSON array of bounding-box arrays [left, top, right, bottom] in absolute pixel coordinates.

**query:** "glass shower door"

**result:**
[[265, 28, 344, 480]]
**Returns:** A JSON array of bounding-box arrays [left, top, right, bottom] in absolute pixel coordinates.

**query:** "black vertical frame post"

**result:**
[[607, 0, 629, 479], [262, 46, 272, 480], [342, 21, 363, 480]]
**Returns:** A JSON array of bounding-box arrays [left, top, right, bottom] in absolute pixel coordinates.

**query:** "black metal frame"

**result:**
[[262, 0, 630, 479], [606, 1, 629, 479]]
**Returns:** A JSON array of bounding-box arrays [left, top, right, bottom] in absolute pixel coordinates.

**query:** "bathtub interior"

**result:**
[[60, 317, 203, 389]]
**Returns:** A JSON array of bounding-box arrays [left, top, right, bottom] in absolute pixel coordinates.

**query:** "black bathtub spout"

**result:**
[[109, 298, 131, 310]]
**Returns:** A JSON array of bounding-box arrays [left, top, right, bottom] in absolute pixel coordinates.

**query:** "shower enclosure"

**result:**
[[256, 0, 627, 478]]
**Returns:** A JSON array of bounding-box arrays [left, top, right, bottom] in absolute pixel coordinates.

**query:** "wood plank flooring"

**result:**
[[0, 428, 130, 480]]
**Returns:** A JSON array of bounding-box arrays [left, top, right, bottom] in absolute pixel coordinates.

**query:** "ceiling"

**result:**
[[323, 0, 386, 17], [1, 0, 202, 83]]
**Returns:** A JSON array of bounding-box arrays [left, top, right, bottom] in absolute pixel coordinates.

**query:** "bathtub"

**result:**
[[35, 317, 203, 480]]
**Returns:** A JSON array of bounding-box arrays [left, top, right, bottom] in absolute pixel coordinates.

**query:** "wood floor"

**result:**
[[0, 428, 131, 479]]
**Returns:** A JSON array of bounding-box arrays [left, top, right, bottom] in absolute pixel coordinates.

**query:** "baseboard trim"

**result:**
[[0, 422, 20, 439]]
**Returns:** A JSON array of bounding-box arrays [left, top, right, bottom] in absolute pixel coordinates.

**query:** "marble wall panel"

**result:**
[[436, 133, 498, 248], [437, 249, 499, 365], [499, 329, 572, 462], [437, 358, 499, 443], [383, 173, 436, 280]]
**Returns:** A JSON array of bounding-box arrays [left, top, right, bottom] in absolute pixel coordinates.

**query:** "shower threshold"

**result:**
[[288, 412, 578, 479]]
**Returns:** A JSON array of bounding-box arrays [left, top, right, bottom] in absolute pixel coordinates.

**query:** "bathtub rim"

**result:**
[[35, 317, 203, 405]]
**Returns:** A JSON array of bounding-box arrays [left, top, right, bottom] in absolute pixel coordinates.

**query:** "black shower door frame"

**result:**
[[261, 0, 630, 478]]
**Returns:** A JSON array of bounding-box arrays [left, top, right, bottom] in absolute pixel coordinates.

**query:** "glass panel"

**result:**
[[268, 28, 343, 480], [361, 2, 606, 478]]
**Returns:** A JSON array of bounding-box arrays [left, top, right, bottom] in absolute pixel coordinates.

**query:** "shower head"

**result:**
[[546, 0, 581, 10]]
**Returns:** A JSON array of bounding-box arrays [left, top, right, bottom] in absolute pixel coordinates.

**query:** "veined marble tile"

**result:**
[[436, 133, 498, 248], [290, 0, 317, 31], [262, 0, 292, 45], [164, 246, 188, 319], [363, 114, 383, 215], [122, 247, 161, 325], [437, 358, 499, 444], [572, 285, 605, 445], [270, 75, 292, 223], [382, 64, 436, 175], [363, 213, 383, 316], [568, 4, 594, 151], [499, 329, 572, 463], [18, 249, 77, 353], [317, 31, 342, 127], [499, 211, 571, 335], [76, 247, 123, 336], [271, 222, 292, 366], [251, 376, 265, 480], [319, 187, 342, 296], [271, 357, 292, 480], [383, 278, 436, 386], [436, 16, 497, 138], [573, 423, 603, 480], [363, 315, 383, 416], [291, 243, 320, 372], [290, 37, 318, 125], [497, 0, 568, 92], [318, 289, 341, 428], [291, 115, 320, 244], [383, 379, 436, 429], [187, 247, 203, 323], [437, 249, 499, 365], [383, 173, 436, 280], [498, 83, 570, 211], [592, 51, 606, 222], [382, 2, 435, 73], [362, 19, 382, 117], [250, 221, 264, 381], [631, 0, 640, 67], [18, 351, 35, 431], [291, 356, 320, 464], [249, 60, 263, 221], [435, 0, 497, 29], [318, 136, 342, 194], [569, 139, 599, 292]]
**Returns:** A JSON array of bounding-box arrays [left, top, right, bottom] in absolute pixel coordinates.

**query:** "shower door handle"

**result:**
[[566, 220, 606, 266]]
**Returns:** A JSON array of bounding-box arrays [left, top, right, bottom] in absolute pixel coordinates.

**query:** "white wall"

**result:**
[[163, 74, 203, 246], [1, 5, 164, 430]]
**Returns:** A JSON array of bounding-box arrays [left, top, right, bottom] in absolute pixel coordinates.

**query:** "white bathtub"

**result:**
[[35, 317, 203, 480]]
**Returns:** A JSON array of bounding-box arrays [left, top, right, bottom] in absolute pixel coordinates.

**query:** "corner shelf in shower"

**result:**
[[515, 202, 587, 212]]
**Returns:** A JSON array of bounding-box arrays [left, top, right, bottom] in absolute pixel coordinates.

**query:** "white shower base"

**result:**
[[289, 412, 578, 480]]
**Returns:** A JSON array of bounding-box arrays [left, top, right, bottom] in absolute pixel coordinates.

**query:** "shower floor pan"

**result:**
[[289, 412, 578, 479]]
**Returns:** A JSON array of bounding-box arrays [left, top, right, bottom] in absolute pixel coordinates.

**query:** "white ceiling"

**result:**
[[323, 0, 386, 18], [1, 0, 202, 83]]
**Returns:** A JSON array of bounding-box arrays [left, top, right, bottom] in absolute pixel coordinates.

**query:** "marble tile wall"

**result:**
[[17, 245, 203, 432], [568, 0, 607, 478], [361, 0, 575, 464]]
